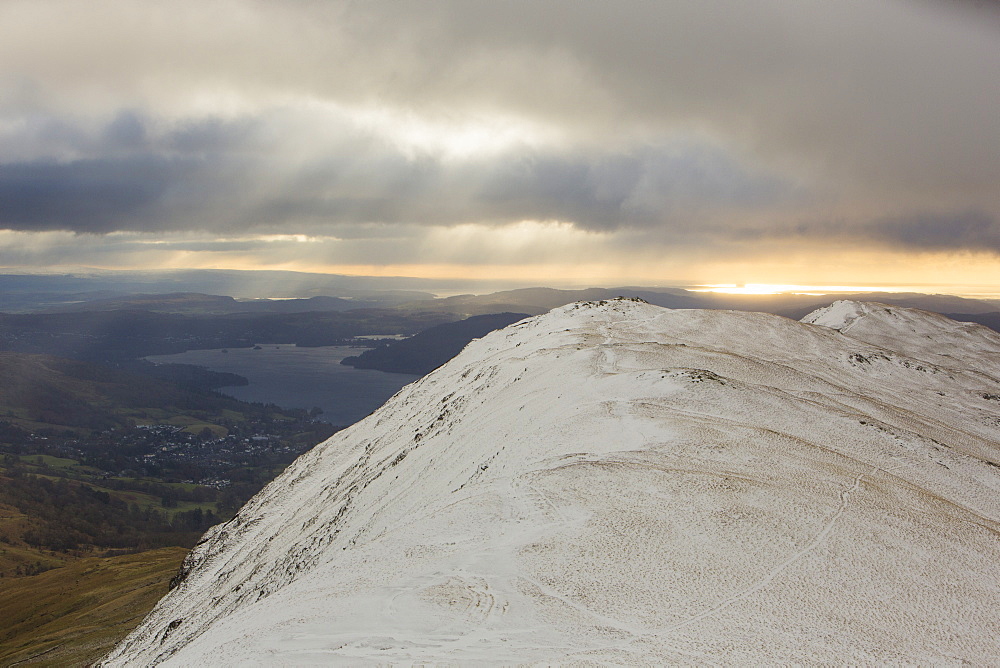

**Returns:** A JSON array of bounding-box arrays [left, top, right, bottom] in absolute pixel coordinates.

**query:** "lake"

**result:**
[[146, 344, 420, 426]]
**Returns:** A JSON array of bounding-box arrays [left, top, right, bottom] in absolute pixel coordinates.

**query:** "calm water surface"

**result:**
[[146, 344, 419, 426]]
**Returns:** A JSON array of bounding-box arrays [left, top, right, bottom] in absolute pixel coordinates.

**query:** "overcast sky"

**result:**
[[1, 0, 998, 290]]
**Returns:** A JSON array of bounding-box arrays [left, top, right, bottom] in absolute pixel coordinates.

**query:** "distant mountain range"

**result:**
[[3, 271, 999, 320], [42, 293, 386, 315], [398, 285, 1000, 318], [0, 270, 442, 312]]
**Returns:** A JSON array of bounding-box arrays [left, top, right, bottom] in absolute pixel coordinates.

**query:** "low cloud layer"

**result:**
[[0, 110, 804, 235], [0, 0, 998, 278], [788, 211, 1000, 252]]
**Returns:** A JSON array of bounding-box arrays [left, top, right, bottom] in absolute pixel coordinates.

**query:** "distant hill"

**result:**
[[0, 309, 458, 362], [42, 292, 387, 315], [0, 270, 440, 312], [0, 352, 249, 433], [341, 313, 531, 375]]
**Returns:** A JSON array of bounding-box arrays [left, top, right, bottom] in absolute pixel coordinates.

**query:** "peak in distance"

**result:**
[[103, 299, 1000, 665]]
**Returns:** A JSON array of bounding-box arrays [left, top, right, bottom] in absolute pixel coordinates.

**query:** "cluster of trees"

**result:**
[[0, 560, 52, 577], [0, 421, 29, 443], [0, 472, 217, 554]]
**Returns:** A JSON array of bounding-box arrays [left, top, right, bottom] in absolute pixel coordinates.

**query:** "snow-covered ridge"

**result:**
[[103, 299, 1000, 665], [804, 299, 1000, 372], [801, 299, 875, 331]]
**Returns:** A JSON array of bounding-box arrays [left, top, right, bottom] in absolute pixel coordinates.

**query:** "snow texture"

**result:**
[[102, 299, 1000, 665]]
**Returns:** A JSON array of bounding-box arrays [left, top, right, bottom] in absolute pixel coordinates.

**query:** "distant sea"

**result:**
[[146, 344, 420, 426]]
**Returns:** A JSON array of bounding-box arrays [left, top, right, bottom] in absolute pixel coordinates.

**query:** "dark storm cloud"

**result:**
[[0, 111, 278, 233], [0, 157, 190, 233], [103, 110, 147, 151], [244, 138, 797, 233], [167, 116, 261, 155], [475, 144, 796, 231], [0, 110, 797, 235], [787, 211, 1000, 252], [869, 211, 1000, 250]]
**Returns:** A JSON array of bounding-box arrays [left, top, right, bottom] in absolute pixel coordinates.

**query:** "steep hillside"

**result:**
[[0, 547, 187, 667], [103, 300, 1000, 665], [0, 352, 252, 433], [341, 312, 530, 374]]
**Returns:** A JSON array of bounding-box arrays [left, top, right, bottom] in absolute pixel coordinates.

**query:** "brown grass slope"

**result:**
[[0, 547, 187, 667], [0, 501, 74, 577]]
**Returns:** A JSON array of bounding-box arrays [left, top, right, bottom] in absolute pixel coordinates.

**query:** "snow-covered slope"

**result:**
[[102, 299, 1000, 665], [803, 299, 1000, 372]]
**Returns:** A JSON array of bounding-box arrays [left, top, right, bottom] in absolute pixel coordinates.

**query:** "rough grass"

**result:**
[[0, 547, 187, 667], [0, 503, 70, 577]]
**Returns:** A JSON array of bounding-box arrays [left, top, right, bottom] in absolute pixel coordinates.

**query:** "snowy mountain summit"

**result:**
[[103, 299, 1000, 665]]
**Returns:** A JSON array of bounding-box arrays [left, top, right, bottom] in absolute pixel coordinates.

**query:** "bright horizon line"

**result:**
[[3, 266, 1000, 301]]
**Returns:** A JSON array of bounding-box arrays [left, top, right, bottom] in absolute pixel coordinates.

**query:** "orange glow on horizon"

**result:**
[[17, 234, 1000, 300], [33, 257, 1000, 300]]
